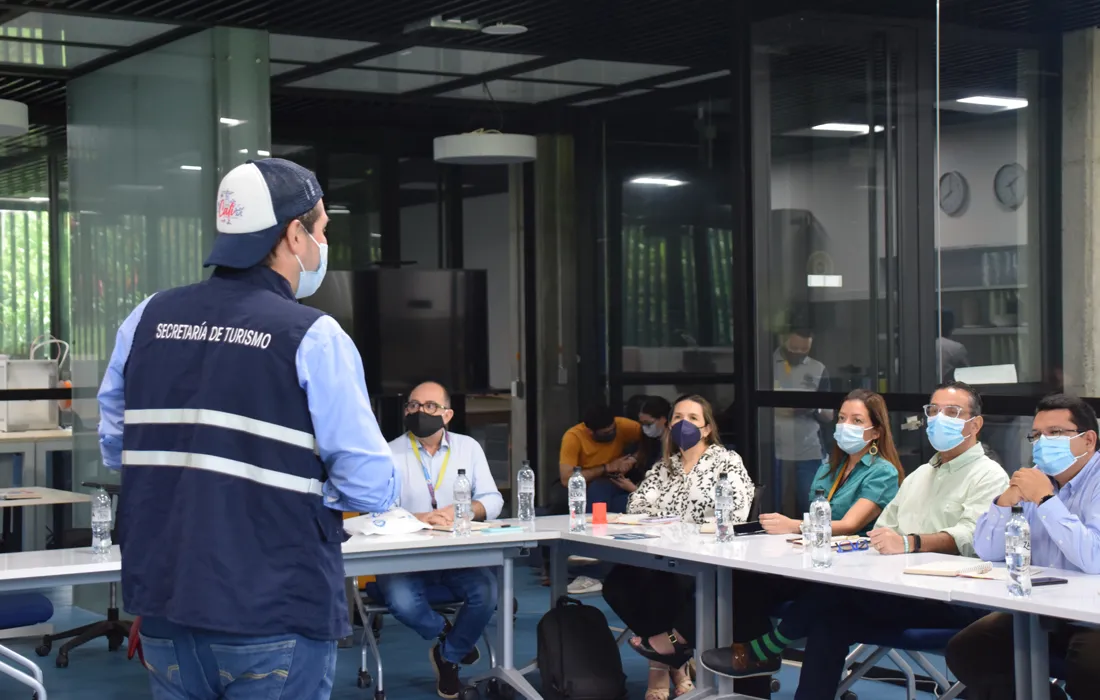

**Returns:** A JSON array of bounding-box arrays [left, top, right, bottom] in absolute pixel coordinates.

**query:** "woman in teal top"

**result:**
[[701, 389, 906, 693]]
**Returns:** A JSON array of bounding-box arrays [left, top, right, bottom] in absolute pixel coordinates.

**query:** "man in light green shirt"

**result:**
[[870, 382, 1010, 557]]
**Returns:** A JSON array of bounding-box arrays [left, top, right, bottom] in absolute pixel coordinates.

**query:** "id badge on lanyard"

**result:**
[[409, 433, 451, 510]]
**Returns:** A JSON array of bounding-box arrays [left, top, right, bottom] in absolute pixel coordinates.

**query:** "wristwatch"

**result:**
[[1039, 493, 1056, 506]]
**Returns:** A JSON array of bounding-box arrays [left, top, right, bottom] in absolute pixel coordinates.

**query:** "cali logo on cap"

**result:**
[[217, 189, 245, 228]]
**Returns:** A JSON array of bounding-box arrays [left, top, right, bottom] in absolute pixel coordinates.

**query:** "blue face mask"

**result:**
[[670, 420, 702, 451], [926, 414, 971, 453], [1032, 434, 1084, 476], [834, 423, 870, 455], [295, 233, 328, 299]]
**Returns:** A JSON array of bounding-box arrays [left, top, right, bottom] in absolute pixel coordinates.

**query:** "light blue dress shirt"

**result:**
[[97, 294, 399, 514], [388, 431, 504, 519], [974, 452, 1100, 574]]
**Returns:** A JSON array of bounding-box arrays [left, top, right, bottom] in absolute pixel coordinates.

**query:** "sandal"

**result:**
[[645, 663, 671, 700], [670, 662, 695, 697], [630, 632, 694, 668]]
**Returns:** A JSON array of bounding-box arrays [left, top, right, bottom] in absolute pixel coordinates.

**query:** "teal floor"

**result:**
[[0, 566, 941, 700]]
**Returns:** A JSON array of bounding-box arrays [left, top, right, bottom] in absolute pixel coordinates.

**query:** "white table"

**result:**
[[0, 430, 74, 551], [0, 526, 558, 700]]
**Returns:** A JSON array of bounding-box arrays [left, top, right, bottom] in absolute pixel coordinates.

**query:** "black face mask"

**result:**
[[782, 349, 807, 365], [405, 411, 445, 439]]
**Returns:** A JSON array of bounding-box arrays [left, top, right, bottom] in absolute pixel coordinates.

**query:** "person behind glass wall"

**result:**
[[772, 327, 833, 515], [634, 395, 672, 477], [558, 404, 643, 514], [947, 393, 1100, 700], [625, 394, 650, 424], [602, 396, 753, 700], [937, 309, 969, 382], [710, 389, 904, 697]]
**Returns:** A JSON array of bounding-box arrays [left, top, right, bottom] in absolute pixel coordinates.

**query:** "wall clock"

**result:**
[[939, 171, 969, 217], [994, 163, 1027, 211]]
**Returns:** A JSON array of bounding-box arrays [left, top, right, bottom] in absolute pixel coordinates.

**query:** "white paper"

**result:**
[[343, 507, 430, 536]]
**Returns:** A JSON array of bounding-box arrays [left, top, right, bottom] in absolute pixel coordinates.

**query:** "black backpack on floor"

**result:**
[[537, 596, 628, 700]]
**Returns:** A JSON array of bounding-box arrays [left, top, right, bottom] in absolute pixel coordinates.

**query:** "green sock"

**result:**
[[748, 625, 793, 662]]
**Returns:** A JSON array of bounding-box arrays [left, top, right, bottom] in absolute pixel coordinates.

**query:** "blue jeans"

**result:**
[[138, 617, 337, 700], [585, 477, 629, 513], [370, 567, 498, 665]]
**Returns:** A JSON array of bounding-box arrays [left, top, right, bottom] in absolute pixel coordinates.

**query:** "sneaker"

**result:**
[[567, 575, 603, 595], [439, 620, 480, 665], [700, 644, 781, 678], [431, 642, 463, 699]]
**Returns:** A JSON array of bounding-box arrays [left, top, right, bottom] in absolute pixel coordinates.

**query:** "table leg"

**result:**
[[715, 568, 733, 697], [475, 555, 542, 700], [1028, 614, 1051, 700], [1013, 612, 1032, 698], [677, 569, 718, 700], [549, 543, 567, 604]]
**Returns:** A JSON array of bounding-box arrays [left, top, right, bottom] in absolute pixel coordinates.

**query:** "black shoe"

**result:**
[[431, 642, 463, 699], [439, 620, 480, 665]]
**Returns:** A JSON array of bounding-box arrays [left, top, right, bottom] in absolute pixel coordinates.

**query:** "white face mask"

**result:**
[[295, 232, 328, 299], [642, 423, 663, 439]]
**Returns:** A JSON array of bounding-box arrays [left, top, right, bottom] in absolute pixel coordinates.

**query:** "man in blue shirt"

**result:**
[[946, 393, 1100, 699], [97, 158, 399, 700], [372, 380, 502, 699]]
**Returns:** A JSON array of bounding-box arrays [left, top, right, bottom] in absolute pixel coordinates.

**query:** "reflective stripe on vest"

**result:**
[[125, 408, 316, 451], [121, 450, 325, 497]]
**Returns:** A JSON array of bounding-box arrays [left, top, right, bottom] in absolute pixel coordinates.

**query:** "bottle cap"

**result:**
[[458, 468, 466, 475], [719, 472, 728, 479], [573, 466, 582, 473], [815, 487, 826, 496], [1011, 504, 1023, 514]]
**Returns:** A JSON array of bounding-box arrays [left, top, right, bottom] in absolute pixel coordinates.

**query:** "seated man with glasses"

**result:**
[[703, 381, 1009, 699], [947, 393, 1100, 700], [372, 381, 503, 699]]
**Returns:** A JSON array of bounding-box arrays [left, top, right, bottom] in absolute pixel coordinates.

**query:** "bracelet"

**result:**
[[913, 534, 922, 553], [903, 535, 911, 554]]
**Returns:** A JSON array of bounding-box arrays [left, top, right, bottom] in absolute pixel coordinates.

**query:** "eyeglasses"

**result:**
[[836, 539, 870, 553], [923, 404, 967, 419], [1026, 429, 1081, 444], [405, 400, 449, 415]]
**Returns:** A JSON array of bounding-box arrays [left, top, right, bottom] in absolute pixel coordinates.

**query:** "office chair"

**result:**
[[0, 593, 52, 699], [36, 482, 131, 668]]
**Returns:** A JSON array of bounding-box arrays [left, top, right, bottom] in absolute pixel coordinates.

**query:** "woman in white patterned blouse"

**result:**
[[602, 395, 755, 700]]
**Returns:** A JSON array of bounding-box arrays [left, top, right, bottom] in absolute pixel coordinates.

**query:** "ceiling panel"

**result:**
[[269, 34, 375, 63], [514, 59, 686, 85], [359, 46, 539, 75], [288, 68, 458, 93], [440, 79, 596, 103], [0, 42, 111, 69], [0, 12, 176, 47]]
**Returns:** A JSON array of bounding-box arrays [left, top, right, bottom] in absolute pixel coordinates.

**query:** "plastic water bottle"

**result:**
[[91, 488, 113, 555], [568, 467, 586, 533], [809, 487, 833, 568], [453, 469, 473, 536], [714, 473, 734, 542], [1006, 505, 1032, 597], [517, 460, 536, 523]]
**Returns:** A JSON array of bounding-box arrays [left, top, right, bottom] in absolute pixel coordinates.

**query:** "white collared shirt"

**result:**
[[388, 431, 504, 518]]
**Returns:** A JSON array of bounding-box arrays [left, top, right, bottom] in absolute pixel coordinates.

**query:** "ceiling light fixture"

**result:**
[[812, 123, 885, 134], [180, 165, 202, 171], [256, 150, 271, 157], [481, 22, 528, 35], [404, 15, 482, 33], [0, 99, 28, 137], [630, 176, 687, 187], [956, 96, 1028, 110], [219, 117, 245, 127]]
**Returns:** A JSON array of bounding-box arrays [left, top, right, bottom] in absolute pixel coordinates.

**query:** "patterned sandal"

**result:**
[[645, 664, 671, 700], [670, 662, 695, 697]]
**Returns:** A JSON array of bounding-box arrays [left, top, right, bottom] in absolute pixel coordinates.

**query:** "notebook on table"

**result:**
[[903, 560, 994, 578]]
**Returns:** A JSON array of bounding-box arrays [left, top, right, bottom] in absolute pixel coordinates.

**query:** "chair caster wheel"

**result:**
[[357, 669, 372, 689], [486, 679, 515, 700], [841, 692, 857, 700], [55, 652, 69, 669], [460, 686, 480, 700], [34, 642, 50, 657], [108, 636, 124, 652], [374, 691, 385, 700], [770, 678, 781, 692]]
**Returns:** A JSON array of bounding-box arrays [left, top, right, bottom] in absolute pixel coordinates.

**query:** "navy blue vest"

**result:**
[[119, 266, 351, 641]]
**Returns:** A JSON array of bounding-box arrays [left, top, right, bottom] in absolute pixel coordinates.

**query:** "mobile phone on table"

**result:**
[[1032, 577, 1068, 586], [733, 521, 765, 536]]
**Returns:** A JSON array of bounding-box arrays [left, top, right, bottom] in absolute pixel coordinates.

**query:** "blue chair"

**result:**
[[0, 593, 54, 699], [836, 628, 963, 700]]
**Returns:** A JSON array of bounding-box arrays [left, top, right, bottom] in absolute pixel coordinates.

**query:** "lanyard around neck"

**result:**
[[408, 432, 452, 507], [827, 460, 856, 502]]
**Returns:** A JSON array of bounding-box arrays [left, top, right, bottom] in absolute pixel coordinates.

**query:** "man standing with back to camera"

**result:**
[[97, 158, 399, 700]]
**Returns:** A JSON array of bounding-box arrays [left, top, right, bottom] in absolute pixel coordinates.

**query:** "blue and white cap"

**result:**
[[204, 158, 324, 269]]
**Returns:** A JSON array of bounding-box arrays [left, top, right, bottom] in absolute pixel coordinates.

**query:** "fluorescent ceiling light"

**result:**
[[329, 207, 350, 214], [27, 196, 48, 203], [630, 176, 687, 187], [807, 274, 843, 288], [956, 96, 1028, 110], [256, 150, 271, 157], [812, 123, 885, 134], [239, 149, 248, 154], [219, 117, 245, 127], [180, 165, 202, 171], [0, 196, 47, 203]]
